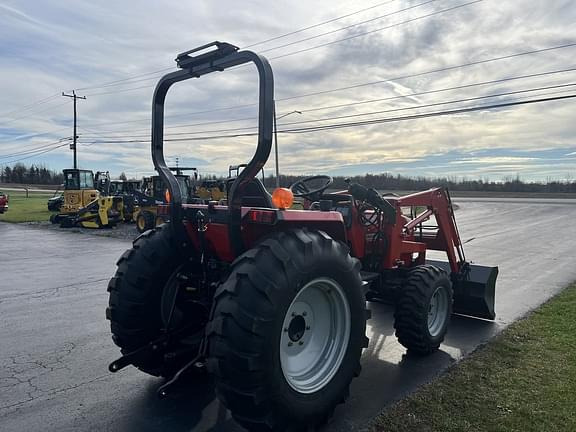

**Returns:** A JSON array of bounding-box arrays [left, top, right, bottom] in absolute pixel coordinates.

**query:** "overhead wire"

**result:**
[[80, 64, 576, 137], [258, 0, 439, 53], [0, 100, 71, 127], [0, 138, 71, 159], [67, 0, 401, 95], [0, 93, 60, 119], [78, 91, 576, 144], [76, 0, 482, 99], [82, 81, 576, 140], [0, 142, 70, 164], [78, 41, 576, 131], [242, 0, 397, 48]]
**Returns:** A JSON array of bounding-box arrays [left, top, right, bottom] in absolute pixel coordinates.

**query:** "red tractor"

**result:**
[[106, 42, 497, 431]]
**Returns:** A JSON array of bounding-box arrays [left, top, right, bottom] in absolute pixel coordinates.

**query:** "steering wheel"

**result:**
[[290, 175, 333, 199]]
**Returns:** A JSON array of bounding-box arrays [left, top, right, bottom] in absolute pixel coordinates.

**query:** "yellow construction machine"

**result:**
[[50, 169, 124, 228], [133, 168, 197, 233]]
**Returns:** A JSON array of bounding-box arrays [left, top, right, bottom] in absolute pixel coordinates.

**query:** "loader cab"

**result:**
[[145, 175, 193, 203], [63, 169, 95, 191], [110, 180, 142, 195], [62, 169, 99, 213]]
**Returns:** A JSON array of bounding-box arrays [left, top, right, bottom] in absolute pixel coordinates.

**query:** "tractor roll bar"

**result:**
[[150, 42, 274, 252]]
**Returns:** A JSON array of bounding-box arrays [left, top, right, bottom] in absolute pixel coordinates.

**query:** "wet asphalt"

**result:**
[[1, 197, 576, 432]]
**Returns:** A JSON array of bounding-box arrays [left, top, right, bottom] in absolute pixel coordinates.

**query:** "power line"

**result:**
[[79, 89, 576, 144], [83, 84, 155, 97], [269, 0, 483, 60], [80, 0, 480, 99], [0, 127, 70, 144], [259, 0, 438, 54], [0, 93, 60, 119], [0, 142, 70, 165], [0, 100, 71, 127], [73, 67, 174, 92], [279, 42, 576, 101], [243, 0, 397, 48], [71, 1, 397, 94], [279, 94, 576, 134], [81, 64, 576, 136], [80, 42, 576, 131], [76, 1, 399, 93], [0, 139, 71, 160]]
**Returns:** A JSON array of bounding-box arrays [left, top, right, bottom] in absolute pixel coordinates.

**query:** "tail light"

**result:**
[[248, 209, 277, 224]]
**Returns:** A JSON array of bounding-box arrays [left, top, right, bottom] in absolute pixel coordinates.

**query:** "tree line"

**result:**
[[1, 162, 575, 193], [0, 163, 63, 185], [266, 173, 576, 194]]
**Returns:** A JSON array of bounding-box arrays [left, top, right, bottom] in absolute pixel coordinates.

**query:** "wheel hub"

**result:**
[[427, 285, 449, 337], [280, 278, 351, 394], [287, 314, 306, 342]]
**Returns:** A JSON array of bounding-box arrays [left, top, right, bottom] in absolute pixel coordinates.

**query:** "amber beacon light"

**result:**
[[271, 187, 294, 209]]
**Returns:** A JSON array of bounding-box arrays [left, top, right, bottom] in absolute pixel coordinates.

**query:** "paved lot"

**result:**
[[1, 197, 576, 432]]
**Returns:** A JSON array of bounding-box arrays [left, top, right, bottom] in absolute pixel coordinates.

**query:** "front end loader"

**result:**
[[106, 42, 497, 432]]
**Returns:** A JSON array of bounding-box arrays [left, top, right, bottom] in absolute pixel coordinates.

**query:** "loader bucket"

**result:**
[[428, 260, 498, 320]]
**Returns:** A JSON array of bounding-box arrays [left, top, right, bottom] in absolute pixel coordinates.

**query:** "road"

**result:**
[[1, 197, 576, 432]]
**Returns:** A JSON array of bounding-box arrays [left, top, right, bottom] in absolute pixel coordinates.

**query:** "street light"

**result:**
[[274, 106, 302, 188]]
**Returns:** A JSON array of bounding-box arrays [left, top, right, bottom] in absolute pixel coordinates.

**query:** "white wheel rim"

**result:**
[[428, 285, 450, 337], [280, 278, 351, 394]]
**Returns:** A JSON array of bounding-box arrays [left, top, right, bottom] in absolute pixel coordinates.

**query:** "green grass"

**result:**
[[369, 283, 576, 432], [0, 190, 54, 223]]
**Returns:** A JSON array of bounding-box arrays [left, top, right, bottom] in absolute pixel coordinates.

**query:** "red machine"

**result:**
[[0, 191, 8, 214], [106, 42, 497, 432]]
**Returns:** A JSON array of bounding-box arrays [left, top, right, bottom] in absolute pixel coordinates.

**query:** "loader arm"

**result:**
[[395, 188, 497, 319], [395, 187, 465, 274]]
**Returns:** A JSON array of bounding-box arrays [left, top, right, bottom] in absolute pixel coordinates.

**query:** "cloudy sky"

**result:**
[[1, 0, 575, 181]]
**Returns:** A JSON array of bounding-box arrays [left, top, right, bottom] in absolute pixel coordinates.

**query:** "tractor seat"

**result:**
[[227, 178, 273, 208]]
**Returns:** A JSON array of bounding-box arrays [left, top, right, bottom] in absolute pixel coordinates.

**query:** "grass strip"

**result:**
[[369, 283, 576, 432], [0, 191, 54, 223]]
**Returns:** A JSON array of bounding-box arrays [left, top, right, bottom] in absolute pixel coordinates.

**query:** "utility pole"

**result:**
[[62, 90, 86, 169], [273, 105, 302, 188]]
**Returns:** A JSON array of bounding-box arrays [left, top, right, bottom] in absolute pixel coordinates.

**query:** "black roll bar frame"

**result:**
[[150, 42, 274, 253]]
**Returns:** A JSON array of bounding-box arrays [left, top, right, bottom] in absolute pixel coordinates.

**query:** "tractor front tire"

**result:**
[[207, 229, 369, 432], [394, 265, 453, 355], [135, 211, 155, 233], [106, 225, 195, 377]]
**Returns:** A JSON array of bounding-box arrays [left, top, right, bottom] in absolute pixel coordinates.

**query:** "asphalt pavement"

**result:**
[[1, 197, 576, 432]]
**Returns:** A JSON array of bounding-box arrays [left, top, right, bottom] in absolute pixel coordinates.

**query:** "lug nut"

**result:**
[[299, 341, 304, 345], [288, 342, 293, 347], [284, 327, 288, 332], [306, 326, 310, 330], [291, 312, 296, 317], [302, 311, 307, 317]]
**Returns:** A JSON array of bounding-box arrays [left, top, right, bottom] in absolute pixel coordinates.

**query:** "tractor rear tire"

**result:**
[[106, 224, 197, 377], [394, 265, 453, 355], [207, 229, 369, 432], [136, 211, 155, 233]]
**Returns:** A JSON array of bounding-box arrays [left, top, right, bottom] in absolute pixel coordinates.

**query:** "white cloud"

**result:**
[[1, 0, 575, 181]]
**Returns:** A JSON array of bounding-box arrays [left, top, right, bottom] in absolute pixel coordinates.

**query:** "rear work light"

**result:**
[[248, 209, 277, 225]]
